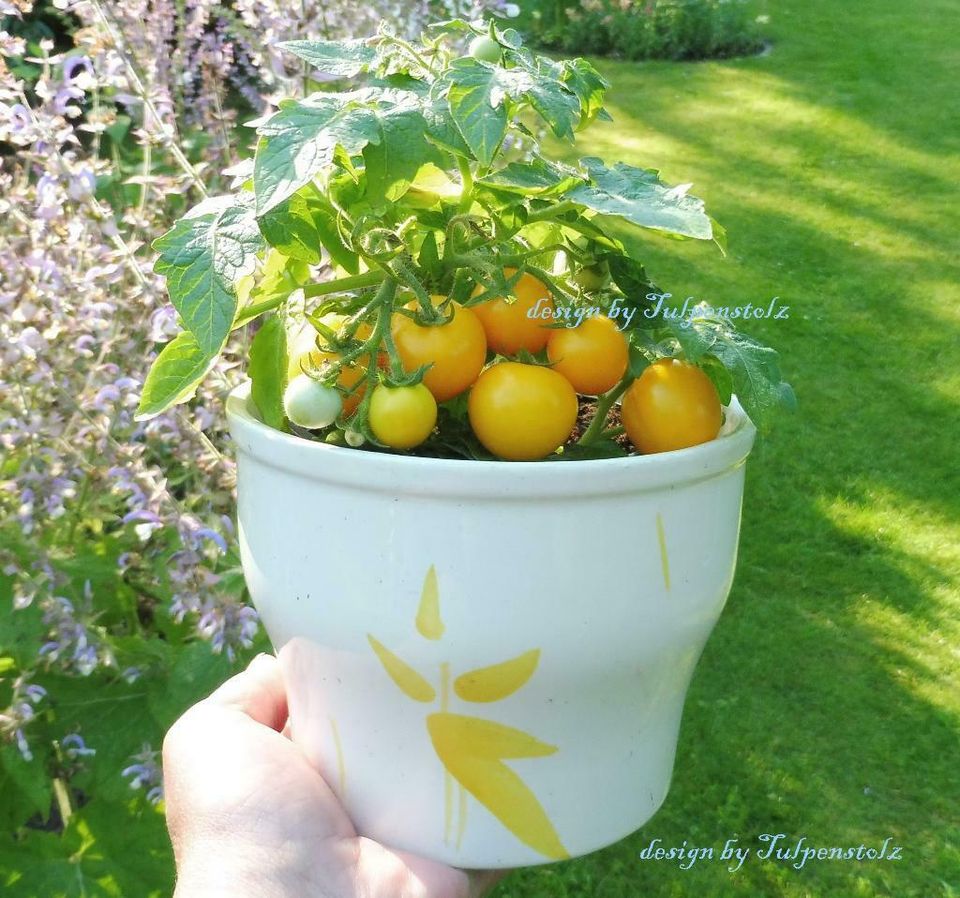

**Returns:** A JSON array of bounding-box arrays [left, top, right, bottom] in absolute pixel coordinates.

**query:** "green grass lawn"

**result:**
[[494, 1, 960, 896]]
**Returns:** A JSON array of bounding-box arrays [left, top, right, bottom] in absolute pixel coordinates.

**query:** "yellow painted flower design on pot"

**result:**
[[368, 565, 568, 860]]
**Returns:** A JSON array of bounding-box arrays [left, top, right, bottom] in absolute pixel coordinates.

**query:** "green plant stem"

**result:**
[[524, 262, 579, 303], [52, 777, 73, 826], [457, 157, 474, 215], [235, 270, 385, 326], [381, 34, 434, 74], [527, 200, 576, 222], [347, 277, 399, 432], [392, 257, 437, 318], [578, 377, 631, 446]]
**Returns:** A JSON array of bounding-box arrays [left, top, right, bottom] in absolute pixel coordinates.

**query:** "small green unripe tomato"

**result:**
[[572, 262, 610, 292], [468, 34, 502, 64], [283, 374, 342, 429]]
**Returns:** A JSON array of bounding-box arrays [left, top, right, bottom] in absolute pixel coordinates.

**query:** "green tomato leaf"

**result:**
[[666, 309, 794, 428], [603, 255, 662, 329], [598, 254, 662, 330], [427, 18, 475, 36], [254, 93, 381, 215], [420, 96, 473, 158], [698, 353, 734, 405], [152, 196, 264, 355], [477, 159, 585, 197], [309, 191, 360, 273], [418, 230, 442, 282], [258, 192, 325, 263], [257, 189, 359, 273], [362, 101, 439, 209], [136, 331, 217, 420], [561, 58, 610, 127], [628, 341, 652, 378], [277, 39, 377, 77], [497, 27, 525, 50], [511, 49, 605, 133], [439, 59, 534, 165], [567, 158, 713, 240], [522, 64, 580, 140], [236, 249, 312, 326], [248, 314, 288, 431]]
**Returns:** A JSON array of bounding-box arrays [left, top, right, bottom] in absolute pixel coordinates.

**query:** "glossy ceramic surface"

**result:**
[[227, 381, 755, 867]]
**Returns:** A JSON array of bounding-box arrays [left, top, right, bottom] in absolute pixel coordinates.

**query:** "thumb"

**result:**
[[203, 652, 288, 731]]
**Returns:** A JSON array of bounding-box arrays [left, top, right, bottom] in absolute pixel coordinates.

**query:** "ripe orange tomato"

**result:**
[[391, 297, 487, 402], [471, 268, 554, 356], [546, 315, 628, 395], [369, 383, 438, 450], [621, 358, 722, 454], [467, 362, 578, 461]]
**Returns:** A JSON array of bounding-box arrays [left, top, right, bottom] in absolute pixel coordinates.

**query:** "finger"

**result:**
[[465, 868, 510, 897], [204, 652, 288, 732]]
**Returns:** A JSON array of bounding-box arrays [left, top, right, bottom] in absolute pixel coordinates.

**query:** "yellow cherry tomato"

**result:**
[[471, 268, 554, 356], [369, 383, 438, 450], [546, 314, 629, 395], [391, 297, 488, 402], [467, 362, 578, 461], [621, 358, 722, 454]]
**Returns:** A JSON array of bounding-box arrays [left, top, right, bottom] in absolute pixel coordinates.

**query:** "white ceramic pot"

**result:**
[[227, 381, 756, 869]]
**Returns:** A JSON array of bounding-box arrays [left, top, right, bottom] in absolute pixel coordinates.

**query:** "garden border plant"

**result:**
[[521, 0, 767, 63]]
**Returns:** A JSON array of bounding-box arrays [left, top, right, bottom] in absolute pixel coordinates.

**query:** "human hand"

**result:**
[[163, 653, 504, 898]]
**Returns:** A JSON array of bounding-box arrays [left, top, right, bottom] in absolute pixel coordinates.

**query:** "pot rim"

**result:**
[[226, 381, 756, 498]]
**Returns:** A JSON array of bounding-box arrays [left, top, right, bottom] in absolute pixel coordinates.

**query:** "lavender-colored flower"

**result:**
[[120, 666, 143, 684], [35, 173, 63, 219], [196, 598, 259, 662], [0, 677, 47, 761], [4, 103, 32, 136], [122, 744, 164, 804], [0, 0, 515, 769], [62, 732, 96, 759], [38, 590, 112, 675], [68, 167, 96, 200], [62, 55, 94, 86], [148, 305, 180, 342]]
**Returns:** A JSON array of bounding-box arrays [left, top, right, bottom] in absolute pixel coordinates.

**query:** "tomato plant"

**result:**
[[141, 19, 793, 460]]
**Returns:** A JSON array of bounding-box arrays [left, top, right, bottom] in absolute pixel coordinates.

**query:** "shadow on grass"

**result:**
[[494, 2, 959, 893]]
